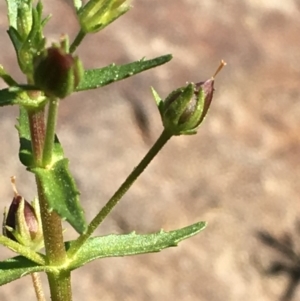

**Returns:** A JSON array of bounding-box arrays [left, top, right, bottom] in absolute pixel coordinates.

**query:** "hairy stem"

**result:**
[[27, 107, 72, 301], [28, 109, 46, 167], [48, 272, 72, 301], [31, 273, 46, 301]]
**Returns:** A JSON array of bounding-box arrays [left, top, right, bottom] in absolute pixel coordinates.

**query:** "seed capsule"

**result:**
[[2, 177, 44, 250], [152, 60, 226, 135]]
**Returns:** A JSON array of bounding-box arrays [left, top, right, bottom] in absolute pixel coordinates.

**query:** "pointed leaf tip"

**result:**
[[67, 221, 206, 270]]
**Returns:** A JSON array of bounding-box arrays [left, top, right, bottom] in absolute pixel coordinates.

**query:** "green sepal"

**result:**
[[0, 256, 46, 286], [30, 159, 87, 234], [16, 0, 33, 41], [182, 86, 205, 132], [162, 84, 194, 133], [73, 0, 83, 11], [67, 221, 206, 270], [5, 0, 19, 29], [165, 84, 194, 123], [7, 26, 23, 56], [76, 54, 172, 91], [151, 87, 164, 115], [13, 198, 33, 246]]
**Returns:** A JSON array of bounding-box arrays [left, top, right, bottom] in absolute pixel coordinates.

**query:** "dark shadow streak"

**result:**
[[257, 230, 300, 301]]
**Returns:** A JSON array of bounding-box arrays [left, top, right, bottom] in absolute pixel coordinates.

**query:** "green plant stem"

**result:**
[[28, 108, 72, 301], [68, 129, 173, 257], [0, 236, 45, 265], [48, 271, 72, 301], [43, 97, 59, 167], [35, 167, 72, 301], [69, 29, 86, 53], [35, 179, 66, 266], [31, 273, 46, 301]]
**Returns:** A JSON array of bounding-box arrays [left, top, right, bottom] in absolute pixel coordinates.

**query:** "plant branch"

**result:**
[[67, 129, 173, 257], [42, 97, 59, 167], [69, 29, 86, 54]]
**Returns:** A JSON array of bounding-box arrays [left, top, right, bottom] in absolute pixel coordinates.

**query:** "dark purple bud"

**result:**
[[2, 177, 43, 249], [33, 45, 84, 98], [4, 195, 38, 241]]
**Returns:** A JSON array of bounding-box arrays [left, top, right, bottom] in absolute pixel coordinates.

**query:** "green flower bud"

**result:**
[[153, 60, 226, 135], [17, 2, 33, 41], [78, 0, 131, 33], [33, 42, 84, 98], [2, 177, 43, 251]]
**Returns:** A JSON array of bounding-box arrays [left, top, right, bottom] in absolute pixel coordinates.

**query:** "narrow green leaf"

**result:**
[[76, 54, 172, 91], [7, 26, 23, 55], [0, 223, 206, 285], [67, 221, 206, 270], [0, 256, 44, 286], [0, 87, 46, 108], [31, 159, 87, 234], [0, 88, 22, 107], [16, 106, 33, 166], [0, 65, 18, 86], [0, 235, 46, 265]]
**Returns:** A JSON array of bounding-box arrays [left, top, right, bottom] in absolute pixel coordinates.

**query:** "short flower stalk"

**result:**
[[70, 0, 131, 53], [68, 61, 226, 257]]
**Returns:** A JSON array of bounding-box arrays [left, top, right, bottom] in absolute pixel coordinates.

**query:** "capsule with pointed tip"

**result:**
[[152, 60, 226, 136], [2, 177, 44, 250]]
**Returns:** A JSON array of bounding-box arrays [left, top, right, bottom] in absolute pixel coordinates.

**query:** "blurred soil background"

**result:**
[[1, 0, 300, 300]]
